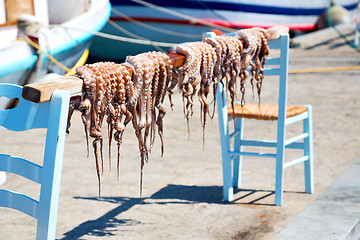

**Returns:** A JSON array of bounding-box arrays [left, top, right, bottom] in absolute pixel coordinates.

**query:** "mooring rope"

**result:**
[[58, 24, 178, 47], [107, 19, 166, 52], [111, 7, 203, 39], [129, 0, 236, 33], [17, 37, 71, 72]]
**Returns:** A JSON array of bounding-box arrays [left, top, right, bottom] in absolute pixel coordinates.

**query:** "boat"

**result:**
[[89, 0, 359, 61], [0, 0, 111, 86]]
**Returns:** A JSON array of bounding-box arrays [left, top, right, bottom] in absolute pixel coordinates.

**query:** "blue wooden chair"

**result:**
[[216, 34, 314, 206], [0, 83, 69, 239]]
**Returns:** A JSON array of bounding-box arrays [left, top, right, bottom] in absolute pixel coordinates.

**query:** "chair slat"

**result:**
[[0, 189, 39, 218], [284, 133, 309, 147], [240, 139, 277, 148], [240, 139, 305, 150], [264, 67, 281, 76], [284, 156, 310, 169], [231, 150, 277, 158], [229, 129, 241, 139], [266, 58, 281, 66], [284, 142, 304, 149], [0, 100, 49, 131], [268, 38, 281, 49], [285, 111, 309, 126], [0, 154, 42, 183]]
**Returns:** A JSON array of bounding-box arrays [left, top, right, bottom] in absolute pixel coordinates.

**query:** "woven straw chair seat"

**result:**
[[228, 104, 308, 120]]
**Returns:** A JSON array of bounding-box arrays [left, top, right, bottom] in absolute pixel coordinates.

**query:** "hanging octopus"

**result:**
[[141, 52, 173, 156], [174, 41, 217, 140], [173, 42, 202, 126], [236, 27, 270, 103], [203, 35, 243, 111], [76, 54, 173, 197], [76, 62, 134, 195], [106, 64, 133, 180], [70, 27, 271, 198], [124, 51, 173, 196]]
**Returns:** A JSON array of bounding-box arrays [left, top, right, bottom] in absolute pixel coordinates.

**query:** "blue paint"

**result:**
[[0, 55, 37, 78], [0, 83, 70, 239], [216, 33, 314, 205], [113, 0, 358, 16]]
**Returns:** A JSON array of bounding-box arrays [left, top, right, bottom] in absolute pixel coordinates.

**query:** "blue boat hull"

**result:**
[[90, 0, 358, 61]]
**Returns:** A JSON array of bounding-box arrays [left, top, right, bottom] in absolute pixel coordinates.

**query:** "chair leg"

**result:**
[[233, 118, 243, 188], [222, 155, 234, 202], [303, 105, 314, 193], [275, 148, 285, 206], [275, 120, 286, 206], [219, 119, 234, 201]]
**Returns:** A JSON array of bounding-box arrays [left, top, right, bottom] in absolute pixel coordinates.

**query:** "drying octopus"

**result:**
[[71, 27, 271, 197], [76, 62, 133, 195], [236, 27, 270, 104], [125, 51, 172, 161], [203, 35, 243, 111], [75, 52, 173, 196], [174, 41, 217, 140], [125, 51, 173, 195]]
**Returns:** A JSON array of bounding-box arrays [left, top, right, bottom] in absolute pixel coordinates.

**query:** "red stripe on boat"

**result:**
[[110, 17, 315, 31]]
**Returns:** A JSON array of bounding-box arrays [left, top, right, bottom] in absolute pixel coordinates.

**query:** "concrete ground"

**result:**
[[275, 158, 360, 240], [0, 24, 359, 239]]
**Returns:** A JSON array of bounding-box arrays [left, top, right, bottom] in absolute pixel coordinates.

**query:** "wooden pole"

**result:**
[[21, 26, 289, 103], [22, 76, 83, 103]]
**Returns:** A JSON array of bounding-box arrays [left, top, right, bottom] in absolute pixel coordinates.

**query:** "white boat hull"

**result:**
[[0, 0, 111, 85]]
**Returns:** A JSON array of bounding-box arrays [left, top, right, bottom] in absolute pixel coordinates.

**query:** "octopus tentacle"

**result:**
[[76, 62, 135, 194], [93, 137, 102, 197], [236, 27, 269, 104]]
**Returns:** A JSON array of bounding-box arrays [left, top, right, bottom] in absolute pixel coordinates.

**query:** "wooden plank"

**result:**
[[22, 76, 83, 103], [168, 52, 185, 68], [5, 0, 34, 24], [21, 26, 289, 103]]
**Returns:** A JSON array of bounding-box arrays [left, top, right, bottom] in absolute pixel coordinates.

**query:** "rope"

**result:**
[[326, 1, 360, 52], [107, 19, 165, 52], [50, 0, 239, 50], [111, 8, 203, 39], [58, 24, 178, 47], [129, 0, 236, 33], [17, 37, 71, 72]]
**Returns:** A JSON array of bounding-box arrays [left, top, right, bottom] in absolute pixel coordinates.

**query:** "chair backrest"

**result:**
[[266, 34, 290, 129], [215, 33, 290, 126], [0, 83, 69, 240]]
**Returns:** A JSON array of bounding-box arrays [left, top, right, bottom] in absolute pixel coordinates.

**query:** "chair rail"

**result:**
[[0, 154, 42, 183], [0, 189, 39, 218]]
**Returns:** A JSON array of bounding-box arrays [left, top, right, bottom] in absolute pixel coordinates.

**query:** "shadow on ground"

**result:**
[[59, 184, 284, 239]]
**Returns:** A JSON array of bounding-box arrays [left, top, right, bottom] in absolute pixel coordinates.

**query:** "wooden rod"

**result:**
[[22, 76, 83, 103], [21, 52, 189, 103], [22, 54, 186, 103], [21, 26, 289, 103]]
